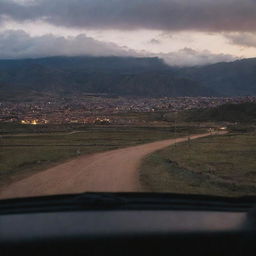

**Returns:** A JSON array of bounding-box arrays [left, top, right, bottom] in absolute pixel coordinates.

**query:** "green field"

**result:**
[[0, 123, 203, 190], [140, 132, 256, 197]]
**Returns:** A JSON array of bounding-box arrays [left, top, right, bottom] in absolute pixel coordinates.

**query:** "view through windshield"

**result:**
[[1, 0, 256, 200]]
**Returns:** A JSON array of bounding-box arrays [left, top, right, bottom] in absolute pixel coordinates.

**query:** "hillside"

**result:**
[[164, 102, 256, 123], [1, 56, 256, 99], [0, 56, 169, 73], [179, 58, 256, 96], [0, 56, 216, 99]]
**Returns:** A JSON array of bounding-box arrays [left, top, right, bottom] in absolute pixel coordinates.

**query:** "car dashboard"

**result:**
[[1, 193, 256, 256]]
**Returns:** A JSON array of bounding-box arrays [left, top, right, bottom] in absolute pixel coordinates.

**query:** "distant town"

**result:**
[[1, 96, 256, 125]]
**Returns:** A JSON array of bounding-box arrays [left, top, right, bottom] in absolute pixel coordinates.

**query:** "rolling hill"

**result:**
[[179, 58, 256, 96], [164, 102, 256, 123]]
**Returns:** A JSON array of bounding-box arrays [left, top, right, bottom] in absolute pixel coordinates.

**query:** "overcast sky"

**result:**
[[0, 0, 256, 66]]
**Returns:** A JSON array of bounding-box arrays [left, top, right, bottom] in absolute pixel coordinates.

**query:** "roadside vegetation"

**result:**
[[140, 131, 256, 197]]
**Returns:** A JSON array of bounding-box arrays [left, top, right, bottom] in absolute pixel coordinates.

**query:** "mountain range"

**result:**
[[0, 56, 256, 99]]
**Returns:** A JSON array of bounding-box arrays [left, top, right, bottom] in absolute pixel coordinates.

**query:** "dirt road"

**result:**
[[0, 133, 212, 199]]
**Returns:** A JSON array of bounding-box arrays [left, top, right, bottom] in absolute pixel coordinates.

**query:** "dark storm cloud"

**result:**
[[0, 0, 37, 22], [225, 33, 256, 48], [149, 39, 161, 44], [1, 0, 256, 32]]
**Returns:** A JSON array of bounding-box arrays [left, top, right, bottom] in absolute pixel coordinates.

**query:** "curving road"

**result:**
[[0, 133, 212, 199]]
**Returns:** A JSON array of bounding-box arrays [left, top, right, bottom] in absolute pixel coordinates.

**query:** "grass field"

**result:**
[[140, 132, 256, 197], [0, 123, 203, 189]]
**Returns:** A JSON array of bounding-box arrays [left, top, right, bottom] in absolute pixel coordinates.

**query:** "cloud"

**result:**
[[160, 48, 236, 66], [0, 30, 136, 59], [0, 30, 236, 66], [149, 39, 161, 44], [1, 0, 256, 32], [225, 32, 256, 48]]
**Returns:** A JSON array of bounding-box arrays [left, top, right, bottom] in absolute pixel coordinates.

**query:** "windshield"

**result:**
[[1, 0, 256, 200]]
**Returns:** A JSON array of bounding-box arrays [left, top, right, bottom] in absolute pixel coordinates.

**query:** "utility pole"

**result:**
[[174, 111, 177, 147], [187, 134, 191, 147]]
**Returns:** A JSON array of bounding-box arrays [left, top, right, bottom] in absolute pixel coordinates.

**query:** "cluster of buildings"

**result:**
[[0, 96, 255, 125]]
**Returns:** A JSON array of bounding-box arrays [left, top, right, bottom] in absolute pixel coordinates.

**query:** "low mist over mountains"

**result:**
[[0, 56, 256, 99]]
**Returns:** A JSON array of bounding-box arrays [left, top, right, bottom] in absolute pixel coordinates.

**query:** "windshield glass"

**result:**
[[1, 0, 256, 200]]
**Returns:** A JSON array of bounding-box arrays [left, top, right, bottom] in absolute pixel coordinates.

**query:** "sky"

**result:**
[[0, 0, 256, 66]]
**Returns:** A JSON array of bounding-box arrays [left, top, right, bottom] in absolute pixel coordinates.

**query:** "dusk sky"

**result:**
[[1, 0, 256, 66]]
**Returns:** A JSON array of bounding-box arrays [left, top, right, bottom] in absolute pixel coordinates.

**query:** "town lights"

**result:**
[[21, 120, 38, 125]]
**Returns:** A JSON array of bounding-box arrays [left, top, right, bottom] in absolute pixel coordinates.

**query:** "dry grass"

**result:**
[[140, 132, 256, 197]]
